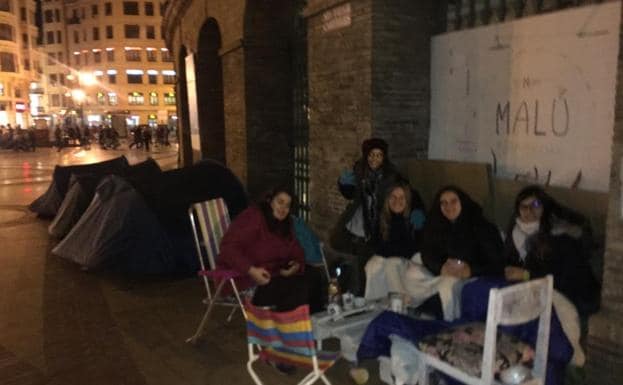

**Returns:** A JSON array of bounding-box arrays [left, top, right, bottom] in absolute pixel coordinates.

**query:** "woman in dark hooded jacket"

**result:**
[[503, 185, 600, 316], [420, 186, 504, 278], [331, 137, 402, 295]]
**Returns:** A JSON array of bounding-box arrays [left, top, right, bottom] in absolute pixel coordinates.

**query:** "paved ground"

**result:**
[[0, 144, 383, 385]]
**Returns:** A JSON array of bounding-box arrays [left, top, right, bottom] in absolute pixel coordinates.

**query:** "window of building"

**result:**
[[74, 54, 80, 66], [148, 73, 157, 84], [127, 73, 143, 84], [94, 70, 103, 83], [23, 59, 29, 70], [106, 49, 114, 62], [162, 70, 176, 84], [146, 49, 156, 62], [20, 7, 26, 21], [0, 83, 4, 96], [124, 24, 139, 38], [93, 50, 101, 63], [82, 29, 86, 41], [145, 2, 154, 16], [44, 10, 54, 23], [145, 25, 155, 39], [125, 48, 141, 62], [83, 52, 89, 65], [164, 92, 176, 105], [128, 92, 144, 105], [161, 49, 173, 62], [59, 73, 65, 85], [54, 9, 60, 22], [0, 52, 16, 72], [47, 52, 55, 65], [46, 30, 54, 44], [149, 91, 158, 105], [15, 88, 21, 98], [123, 2, 139, 15], [107, 70, 117, 84], [0, 1, 13, 14], [51, 94, 60, 107], [56, 30, 62, 43], [57, 52, 63, 64], [105, 2, 112, 15], [0, 24, 12, 41], [93, 27, 99, 40], [108, 92, 117, 105], [21, 33, 28, 47], [160, 2, 166, 16], [106, 25, 113, 39], [92, 4, 98, 17], [49, 74, 58, 85], [97, 92, 105, 105], [73, 30, 79, 44]]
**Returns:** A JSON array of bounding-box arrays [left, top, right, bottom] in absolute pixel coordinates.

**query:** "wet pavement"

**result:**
[[0, 144, 381, 385]]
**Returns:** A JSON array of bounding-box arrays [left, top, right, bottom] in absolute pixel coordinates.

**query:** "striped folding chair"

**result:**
[[246, 300, 339, 385], [186, 198, 247, 344]]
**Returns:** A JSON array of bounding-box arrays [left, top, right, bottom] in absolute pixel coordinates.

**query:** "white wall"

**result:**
[[429, 2, 621, 192]]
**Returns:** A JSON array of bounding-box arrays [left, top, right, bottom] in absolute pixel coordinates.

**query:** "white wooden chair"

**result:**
[[186, 198, 247, 344], [416, 275, 553, 385]]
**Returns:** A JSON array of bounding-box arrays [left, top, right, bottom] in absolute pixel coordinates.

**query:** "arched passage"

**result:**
[[195, 18, 226, 163], [177, 45, 193, 166]]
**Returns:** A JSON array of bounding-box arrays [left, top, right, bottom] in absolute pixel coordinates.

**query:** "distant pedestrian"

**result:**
[[143, 127, 152, 151]]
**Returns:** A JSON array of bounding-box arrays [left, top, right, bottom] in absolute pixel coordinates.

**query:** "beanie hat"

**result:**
[[361, 137, 388, 158]]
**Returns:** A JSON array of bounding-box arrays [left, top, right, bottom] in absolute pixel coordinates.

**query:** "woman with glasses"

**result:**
[[503, 185, 600, 316]]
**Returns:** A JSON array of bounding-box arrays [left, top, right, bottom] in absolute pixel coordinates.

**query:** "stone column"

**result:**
[[586, 4, 623, 382]]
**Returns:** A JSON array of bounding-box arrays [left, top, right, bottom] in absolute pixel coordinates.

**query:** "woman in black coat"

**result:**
[[405, 186, 504, 320], [503, 185, 600, 316], [420, 186, 504, 279]]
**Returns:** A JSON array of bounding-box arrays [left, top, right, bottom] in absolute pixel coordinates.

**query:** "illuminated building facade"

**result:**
[[41, 0, 177, 131], [0, 0, 41, 127]]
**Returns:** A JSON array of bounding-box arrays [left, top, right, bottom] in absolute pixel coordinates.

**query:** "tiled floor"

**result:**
[[0, 144, 382, 385]]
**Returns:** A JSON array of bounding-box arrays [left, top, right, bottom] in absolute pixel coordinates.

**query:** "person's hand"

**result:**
[[505, 266, 527, 282], [248, 266, 271, 285], [441, 258, 471, 278], [279, 261, 300, 277]]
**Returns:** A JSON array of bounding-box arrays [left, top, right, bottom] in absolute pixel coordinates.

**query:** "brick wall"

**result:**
[[306, 0, 374, 238], [306, 0, 437, 238], [243, 1, 298, 199], [371, 0, 437, 162]]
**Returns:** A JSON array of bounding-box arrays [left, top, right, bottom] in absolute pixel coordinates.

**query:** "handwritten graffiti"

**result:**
[[496, 98, 569, 137]]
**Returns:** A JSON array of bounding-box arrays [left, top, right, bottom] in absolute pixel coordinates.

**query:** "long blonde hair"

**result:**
[[380, 181, 412, 241]]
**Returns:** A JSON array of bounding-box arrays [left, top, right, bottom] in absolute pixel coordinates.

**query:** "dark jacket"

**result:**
[[505, 216, 601, 315], [374, 213, 421, 259], [337, 159, 401, 242], [421, 188, 504, 277]]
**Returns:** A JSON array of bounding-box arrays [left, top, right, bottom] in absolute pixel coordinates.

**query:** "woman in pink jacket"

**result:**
[[218, 186, 314, 312]]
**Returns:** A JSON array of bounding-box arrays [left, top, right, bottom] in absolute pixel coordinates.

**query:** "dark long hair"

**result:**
[[425, 185, 483, 231], [258, 185, 297, 238], [504, 185, 589, 259]]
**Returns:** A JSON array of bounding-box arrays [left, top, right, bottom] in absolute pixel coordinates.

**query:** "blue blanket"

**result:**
[[357, 277, 573, 385]]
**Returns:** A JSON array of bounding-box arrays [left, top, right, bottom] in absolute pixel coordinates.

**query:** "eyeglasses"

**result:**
[[519, 199, 542, 211]]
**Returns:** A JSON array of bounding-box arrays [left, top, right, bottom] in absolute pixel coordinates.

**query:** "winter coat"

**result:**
[[421, 215, 504, 277], [374, 213, 421, 259], [218, 206, 305, 277], [505, 216, 601, 315], [337, 159, 401, 242]]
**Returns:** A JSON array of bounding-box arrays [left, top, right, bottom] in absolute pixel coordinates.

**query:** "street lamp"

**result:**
[[71, 88, 86, 126], [67, 71, 97, 127]]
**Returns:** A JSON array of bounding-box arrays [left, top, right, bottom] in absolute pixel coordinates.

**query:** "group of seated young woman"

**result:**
[[215, 136, 600, 325], [211, 136, 600, 377], [332, 137, 600, 321]]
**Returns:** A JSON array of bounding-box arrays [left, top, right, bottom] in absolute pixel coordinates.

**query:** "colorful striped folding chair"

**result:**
[[186, 198, 247, 344], [246, 300, 339, 385]]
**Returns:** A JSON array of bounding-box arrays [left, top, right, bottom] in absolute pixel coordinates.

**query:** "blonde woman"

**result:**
[[364, 180, 425, 300]]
